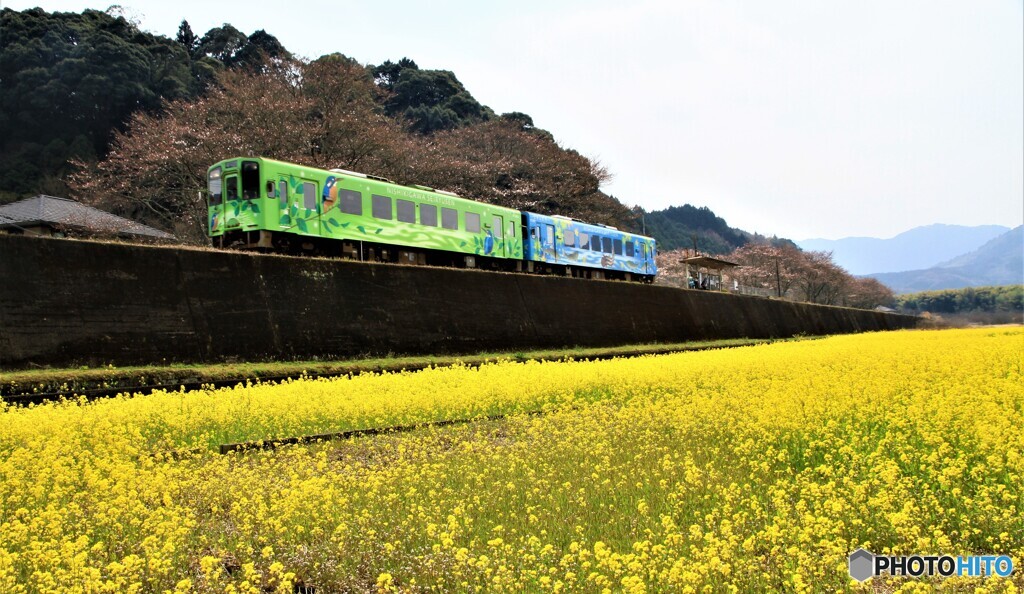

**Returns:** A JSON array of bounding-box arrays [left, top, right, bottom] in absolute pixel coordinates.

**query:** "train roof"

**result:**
[[209, 156, 520, 216], [524, 211, 655, 242]]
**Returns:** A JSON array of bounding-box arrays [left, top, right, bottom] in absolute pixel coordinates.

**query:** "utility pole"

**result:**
[[774, 256, 782, 298]]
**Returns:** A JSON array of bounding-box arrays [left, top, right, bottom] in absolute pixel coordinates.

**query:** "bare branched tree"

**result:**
[[71, 56, 636, 240]]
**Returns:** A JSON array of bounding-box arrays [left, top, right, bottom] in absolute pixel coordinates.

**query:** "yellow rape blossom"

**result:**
[[0, 328, 1019, 592]]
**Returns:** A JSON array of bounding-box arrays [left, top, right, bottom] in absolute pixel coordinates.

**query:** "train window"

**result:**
[[441, 207, 458, 230], [590, 235, 600, 252], [602, 237, 612, 254], [614, 238, 623, 255], [545, 224, 555, 245], [578, 232, 588, 248], [265, 181, 275, 198], [508, 221, 515, 238], [339, 189, 361, 215], [241, 161, 260, 199], [466, 212, 481, 233], [303, 182, 317, 210], [372, 194, 392, 219], [225, 175, 238, 201], [421, 204, 438, 226], [564, 229, 575, 247], [531, 227, 538, 239], [397, 199, 415, 223], [278, 181, 287, 207], [492, 215, 503, 238], [208, 167, 223, 205], [625, 241, 635, 258]]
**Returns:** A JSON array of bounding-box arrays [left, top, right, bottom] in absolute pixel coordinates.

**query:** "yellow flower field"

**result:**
[[0, 328, 1021, 592]]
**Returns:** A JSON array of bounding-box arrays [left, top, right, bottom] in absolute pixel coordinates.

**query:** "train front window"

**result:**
[[241, 161, 260, 199], [208, 167, 223, 205]]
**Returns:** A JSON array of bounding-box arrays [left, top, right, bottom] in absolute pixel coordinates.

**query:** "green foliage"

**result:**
[[897, 285, 1023, 314], [641, 205, 752, 254], [193, 25, 290, 69], [0, 8, 292, 199], [195, 24, 247, 64], [230, 30, 291, 70], [0, 8, 198, 195], [372, 58, 495, 134], [371, 57, 418, 90], [175, 20, 198, 56]]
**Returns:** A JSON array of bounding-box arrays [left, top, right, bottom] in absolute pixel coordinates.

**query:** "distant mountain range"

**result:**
[[866, 226, 1023, 294], [797, 224, 1011, 275], [644, 210, 1021, 295]]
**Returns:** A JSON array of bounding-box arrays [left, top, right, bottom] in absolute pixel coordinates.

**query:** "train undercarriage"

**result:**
[[215, 229, 655, 283]]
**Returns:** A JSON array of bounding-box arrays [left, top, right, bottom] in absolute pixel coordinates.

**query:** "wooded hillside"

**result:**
[[2, 6, 796, 254]]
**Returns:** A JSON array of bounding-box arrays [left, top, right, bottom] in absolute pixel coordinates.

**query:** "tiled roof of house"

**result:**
[[0, 195, 173, 239]]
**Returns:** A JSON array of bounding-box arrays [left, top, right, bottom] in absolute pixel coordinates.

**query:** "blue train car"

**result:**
[[522, 212, 657, 281]]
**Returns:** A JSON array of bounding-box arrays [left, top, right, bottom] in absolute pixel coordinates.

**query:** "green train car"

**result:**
[[207, 157, 523, 268]]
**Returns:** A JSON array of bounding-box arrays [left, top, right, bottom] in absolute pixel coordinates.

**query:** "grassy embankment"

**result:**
[[0, 337, 788, 397]]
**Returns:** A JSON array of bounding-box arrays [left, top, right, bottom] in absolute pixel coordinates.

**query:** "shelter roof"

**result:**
[[0, 195, 173, 239], [682, 255, 739, 270]]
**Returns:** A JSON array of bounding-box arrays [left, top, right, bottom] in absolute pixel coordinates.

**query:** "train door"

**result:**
[[542, 222, 556, 261], [288, 179, 319, 235], [275, 176, 289, 230], [491, 214, 504, 256], [207, 166, 225, 236]]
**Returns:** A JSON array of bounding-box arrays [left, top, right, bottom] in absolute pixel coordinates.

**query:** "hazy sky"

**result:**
[[5, 0, 1023, 240]]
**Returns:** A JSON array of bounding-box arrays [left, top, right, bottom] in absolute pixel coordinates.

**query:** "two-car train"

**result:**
[[207, 157, 657, 282]]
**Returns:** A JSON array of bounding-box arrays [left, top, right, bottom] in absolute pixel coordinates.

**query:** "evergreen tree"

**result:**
[[0, 7, 196, 195], [175, 19, 198, 56]]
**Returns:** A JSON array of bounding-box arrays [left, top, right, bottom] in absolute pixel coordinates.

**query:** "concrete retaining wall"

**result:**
[[0, 234, 919, 368]]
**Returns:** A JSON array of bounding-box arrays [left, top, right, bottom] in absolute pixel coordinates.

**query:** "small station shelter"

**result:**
[[682, 255, 738, 291]]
